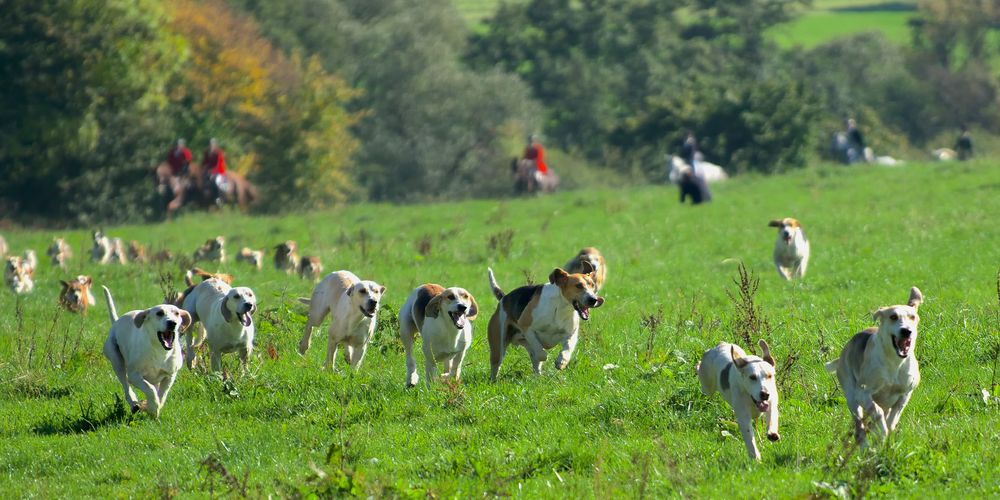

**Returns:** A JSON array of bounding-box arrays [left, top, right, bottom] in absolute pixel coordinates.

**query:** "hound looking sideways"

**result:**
[[101, 286, 192, 418], [181, 278, 258, 372], [298, 271, 386, 371], [826, 287, 924, 447], [698, 340, 780, 461], [399, 284, 479, 387], [236, 247, 265, 269], [564, 247, 607, 291], [769, 218, 810, 280], [486, 263, 605, 381], [274, 241, 300, 274]]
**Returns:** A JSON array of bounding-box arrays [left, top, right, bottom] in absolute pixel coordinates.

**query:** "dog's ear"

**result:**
[[768, 219, 783, 228], [580, 259, 595, 275], [378, 285, 386, 296], [466, 292, 479, 321], [179, 310, 193, 332], [346, 284, 355, 296], [59, 280, 70, 290], [549, 268, 569, 284], [220, 295, 233, 322], [425, 293, 444, 318], [731, 345, 749, 368], [133, 310, 148, 328], [872, 307, 890, 323], [907, 287, 923, 309], [759, 339, 776, 368], [82, 276, 93, 286]]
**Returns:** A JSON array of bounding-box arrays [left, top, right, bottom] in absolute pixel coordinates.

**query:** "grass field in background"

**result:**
[[455, 0, 919, 49], [1, 160, 999, 496]]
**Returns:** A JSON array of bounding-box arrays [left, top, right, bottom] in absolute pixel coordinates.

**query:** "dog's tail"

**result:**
[[824, 359, 839, 374], [487, 267, 504, 300], [298, 297, 311, 306], [101, 285, 119, 323]]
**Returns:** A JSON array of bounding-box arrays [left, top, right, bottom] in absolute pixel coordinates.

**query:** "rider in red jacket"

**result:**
[[522, 135, 549, 175], [165, 138, 192, 176], [202, 138, 226, 176]]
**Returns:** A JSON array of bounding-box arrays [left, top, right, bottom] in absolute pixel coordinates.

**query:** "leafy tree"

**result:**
[[0, 0, 182, 222]]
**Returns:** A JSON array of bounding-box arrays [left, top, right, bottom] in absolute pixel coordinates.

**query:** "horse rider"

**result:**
[[522, 134, 549, 178], [166, 138, 192, 177], [680, 131, 699, 174], [955, 125, 973, 161], [202, 138, 229, 203]]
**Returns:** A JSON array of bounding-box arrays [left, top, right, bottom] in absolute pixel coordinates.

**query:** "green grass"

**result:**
[[455, 0, 919, 49], [2, 161, 1000, 496]]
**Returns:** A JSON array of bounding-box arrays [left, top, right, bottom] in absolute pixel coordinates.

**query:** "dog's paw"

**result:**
[[297, 341, 309, 356], [767, 432, 781, 442], [131, 400, 148, 414], [555, 359, 569, 370]]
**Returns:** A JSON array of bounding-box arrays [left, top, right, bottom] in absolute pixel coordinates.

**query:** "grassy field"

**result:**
[[2, 161, 1000, 496], [455, 0, 918, 48]]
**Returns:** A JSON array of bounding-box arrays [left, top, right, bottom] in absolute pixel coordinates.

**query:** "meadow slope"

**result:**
[[1, 161, 999, 497]]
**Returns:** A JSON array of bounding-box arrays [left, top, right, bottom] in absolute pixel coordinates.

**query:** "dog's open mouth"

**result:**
[[752, 397, 770, 413], [157, 330, 175, 350], [359, 306, 375, 318], [894, 336, 912, 358], [573, 301, 591, 321], [449, 310, 467, 329], [237, 310, 253, 327]]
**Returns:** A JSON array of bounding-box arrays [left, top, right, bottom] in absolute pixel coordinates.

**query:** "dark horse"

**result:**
[[155, 162, 258, 218], [510, 158, 559, 195]]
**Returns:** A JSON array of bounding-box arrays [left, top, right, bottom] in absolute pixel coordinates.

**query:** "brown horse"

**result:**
[[510, 158, 559, 195], [155, 162, 258, 217]]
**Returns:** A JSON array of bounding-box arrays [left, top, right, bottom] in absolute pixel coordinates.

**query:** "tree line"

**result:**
[[1, 0, 995, 225]]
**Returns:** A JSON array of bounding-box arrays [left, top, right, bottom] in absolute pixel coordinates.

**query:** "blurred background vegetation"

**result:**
[[1, 0, 997, 225]]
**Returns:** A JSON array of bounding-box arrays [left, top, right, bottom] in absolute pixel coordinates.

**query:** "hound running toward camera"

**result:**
[[181, 278, 258, 372], [399, 284, 479, 387], [697, 340, 780, 460], [769, 218, 810, 280], [298, 271, 386, 371], [298, 256, 324, 281], [564, 247, 607, 291], [48, 238, 72, 268], [59, 275, 96, 313], [4, 253, 35, 294], [485, 264, 605, 380], [826, 287, 924, 447], [193, 236, 226, 263], [101, 286, 192, 418], [274, 241, 300, 274]]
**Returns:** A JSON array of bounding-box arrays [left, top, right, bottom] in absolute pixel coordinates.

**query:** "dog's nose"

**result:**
[[760, 391, 770, 401], [165, 320, 177, 330], [586, 295, 598, 307], [455, 303, 468, 312], [899, 327, 912, 338]]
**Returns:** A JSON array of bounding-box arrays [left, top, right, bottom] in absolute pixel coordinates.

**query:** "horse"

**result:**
[[510, 158, 559, 195], [667, 155, 729, 184], [155, 162, 258, 217]]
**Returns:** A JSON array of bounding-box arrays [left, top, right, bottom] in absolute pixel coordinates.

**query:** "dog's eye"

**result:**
[[890, 313, 899, 321], [749, 375, 758, 381], [360, 289, 368, 295], [156, 310, 164, 317], [576, 284, 583, 289], [448, 294, 455, 300]]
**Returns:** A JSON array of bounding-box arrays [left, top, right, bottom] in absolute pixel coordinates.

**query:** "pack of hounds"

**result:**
[[2, 219, 925, 460]]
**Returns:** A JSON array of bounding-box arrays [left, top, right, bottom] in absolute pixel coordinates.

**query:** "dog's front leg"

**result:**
[[859, 391, 888, 439], [776, 264, 791, 281], [400, 322, 419, 387], [555, 331, 579, 370], [323, 324, 341, 370], [522, 330, 547, 375], [764, 392, 780, 442], [104, 338, 138, 410], [210, 350, 223, 373], [885, 392, 912, 433], [348, 341, 368, 370], [735, 407, 761, 461], [449, 349, 468, 381], [157, 373, 178, 408], [129, 372, 161, 418], [421, 342, 438, 388]]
